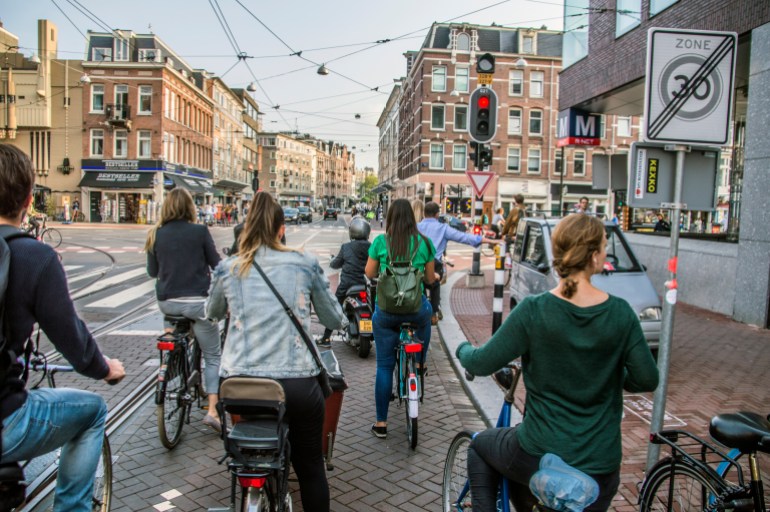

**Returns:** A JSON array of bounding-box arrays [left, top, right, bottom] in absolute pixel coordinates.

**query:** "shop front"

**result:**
[[79, 159, 164, 224], [165, 164, 214, 206]]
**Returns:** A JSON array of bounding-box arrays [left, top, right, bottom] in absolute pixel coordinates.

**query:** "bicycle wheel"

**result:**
[[639, 457, 727, 511], [157, 350, 188, 449], [404, 353, 418, 450], [92, 436, 113, 512], [41, 228, 62, 248], [241, 486, 268, 512], [442, 430, 474, 512]]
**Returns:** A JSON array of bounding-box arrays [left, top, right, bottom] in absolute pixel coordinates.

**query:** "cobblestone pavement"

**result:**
[[78, 271, 488, 512], [449, 265, 770, 511]]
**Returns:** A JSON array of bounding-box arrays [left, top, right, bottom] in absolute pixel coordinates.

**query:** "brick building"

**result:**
[[257, 132, 315, 207], [557, 0, 770, 326], [232, 88, 261, 207]]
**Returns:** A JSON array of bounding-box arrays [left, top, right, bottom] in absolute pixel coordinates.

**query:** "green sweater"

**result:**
[[456, 292, 659, 474]]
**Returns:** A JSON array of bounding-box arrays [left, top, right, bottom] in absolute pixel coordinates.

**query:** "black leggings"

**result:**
[[278, 377, 329, 512], [467, 427, 619, 512]]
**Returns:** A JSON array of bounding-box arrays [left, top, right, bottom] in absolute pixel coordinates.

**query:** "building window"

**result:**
[[91, 47, 112, 61], [164, 88, 170, 118], [530, 71, 544, 98], [650, 0, 679, 16], [598, 115, 607, 139], [522, 35, 535, 54], [138, 48, 160, 62], [90, 129, 104, 157], [452, 145, 467, 170], [507, 147, 521, 173], [430, 143, 444, 169], [432, 66, 447, 92], [138, 85, 152, 114], [456, 33, 470, 51], [508, 109, 522, 135], [91, 84, 104, 112], [562, 0, 589, 68], [431, 104, 445, 130], [114, 37, 129, 61], [509, 70, 523, 96], [574, 151, 585, 176], [529, 110, 543, 135], [455, 67, 469, 92], [138, 130, 152, 158], [114, 130, 128, 158], [617, 116, 632, 136], [115, 84, 129, 106], [527, 148, 541, 174], [454, 105, 468, 131], [617, 0, 641, 37]]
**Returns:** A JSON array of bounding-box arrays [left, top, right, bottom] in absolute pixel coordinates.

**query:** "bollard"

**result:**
[[492, 242, 504, 333]]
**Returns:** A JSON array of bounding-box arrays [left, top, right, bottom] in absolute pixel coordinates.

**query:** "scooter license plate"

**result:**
[[359, 319, 373, 333]]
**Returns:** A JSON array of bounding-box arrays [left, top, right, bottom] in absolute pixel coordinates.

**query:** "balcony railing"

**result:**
[[105, 104, 132, 128]]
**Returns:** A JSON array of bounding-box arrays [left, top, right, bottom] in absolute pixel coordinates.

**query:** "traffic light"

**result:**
[[476, 53, 495, 74], [469, 87, 498, 143], [479, 146, 493, 168], [472, 224, 482, 236]]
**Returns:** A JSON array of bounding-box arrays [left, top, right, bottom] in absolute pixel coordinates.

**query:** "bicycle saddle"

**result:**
[[346, 284, 367, 294], [164, 315, 192, 330], [709, 412, 770, 454], [400, 322, 419, 330]]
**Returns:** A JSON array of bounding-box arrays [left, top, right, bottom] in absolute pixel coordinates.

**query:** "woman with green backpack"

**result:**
[[364, 198, 436, 439]]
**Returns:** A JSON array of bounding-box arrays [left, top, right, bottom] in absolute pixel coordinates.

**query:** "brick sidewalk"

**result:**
[[449, 267, 770, 509]]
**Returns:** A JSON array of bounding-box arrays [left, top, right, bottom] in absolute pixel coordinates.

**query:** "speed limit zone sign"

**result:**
[[644, 28, 737, 145]]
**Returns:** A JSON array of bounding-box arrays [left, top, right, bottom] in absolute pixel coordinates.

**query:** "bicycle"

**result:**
[[393, 322, 425, 450], [637, 411, 769, 512], [155, 315, 205, 449], [21, 216, 62, 248], [24, 354, 113, 512], [208, 376, 292, 512]]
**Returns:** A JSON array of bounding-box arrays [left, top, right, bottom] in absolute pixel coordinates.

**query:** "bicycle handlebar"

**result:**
[[29, 358, 120, 385]]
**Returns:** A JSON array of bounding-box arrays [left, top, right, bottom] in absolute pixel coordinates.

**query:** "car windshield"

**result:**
[[603, 225, 642, 273], [298, 207, 309, 212], [284, 208, 298, 214]]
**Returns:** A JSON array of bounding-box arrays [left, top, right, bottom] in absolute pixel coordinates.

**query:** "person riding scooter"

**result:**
[[318, 216, 371, 347]]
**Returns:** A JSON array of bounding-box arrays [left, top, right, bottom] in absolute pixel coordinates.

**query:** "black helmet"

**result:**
[[349, 216, 371, 240]]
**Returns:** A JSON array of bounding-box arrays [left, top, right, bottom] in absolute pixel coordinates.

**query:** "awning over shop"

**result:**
[[79, 171, 155, 189], [214, 179, 248, 192], [166, 173, 213, 195], [550, 183, 608, 197], [34, 184, 52, 192]]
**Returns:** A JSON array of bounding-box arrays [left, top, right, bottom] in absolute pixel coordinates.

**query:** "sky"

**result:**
[[2, 0, 565, 169]]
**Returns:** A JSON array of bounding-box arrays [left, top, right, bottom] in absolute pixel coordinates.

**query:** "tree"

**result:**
[[361, 174, 379, 203]]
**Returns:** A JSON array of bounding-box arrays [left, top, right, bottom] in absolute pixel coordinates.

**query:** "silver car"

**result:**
[[508, 217, 661, 352]]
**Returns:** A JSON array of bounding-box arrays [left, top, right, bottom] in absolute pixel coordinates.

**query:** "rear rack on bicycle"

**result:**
[[652, 430, 746, 486]]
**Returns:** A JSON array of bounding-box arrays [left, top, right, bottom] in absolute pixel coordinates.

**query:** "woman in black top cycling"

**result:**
[[145, 188, 222, 431]]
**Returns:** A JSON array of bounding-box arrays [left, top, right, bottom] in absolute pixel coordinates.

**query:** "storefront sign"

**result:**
[[104, 160, 140, 170], [78, 171, 155, 189]]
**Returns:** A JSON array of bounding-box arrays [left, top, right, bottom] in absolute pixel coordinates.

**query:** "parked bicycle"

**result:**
[[638, 411, 769, 512], [155, 315, 205, 449], [25, 354, 113, 512], [442, 362, 599, 512], [394, 322, 425, 450], [208, 376, 292, 512]]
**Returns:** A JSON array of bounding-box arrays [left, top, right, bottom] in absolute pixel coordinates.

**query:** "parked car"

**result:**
[[438, 214, 469, 232], [283, 207, 299, 224], [508, 216, 662, 354], [324, 208, 338, 220], [297, 206, 313, 223]]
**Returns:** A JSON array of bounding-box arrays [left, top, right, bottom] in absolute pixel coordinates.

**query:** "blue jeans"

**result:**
[[372, 296, 432, 422], [1, 388, 108, 512]]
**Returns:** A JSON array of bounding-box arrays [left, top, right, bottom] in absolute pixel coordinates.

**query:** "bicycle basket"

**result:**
[[529, 454, 599, 512]]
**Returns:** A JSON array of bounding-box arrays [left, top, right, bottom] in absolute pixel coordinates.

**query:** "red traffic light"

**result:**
[[477, 96, 490, 109], [473, 225, 482, 236]]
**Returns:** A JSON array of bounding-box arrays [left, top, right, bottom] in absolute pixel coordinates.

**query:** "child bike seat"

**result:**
[[709, 412, 770, 454], [228, 420, 281, 451]]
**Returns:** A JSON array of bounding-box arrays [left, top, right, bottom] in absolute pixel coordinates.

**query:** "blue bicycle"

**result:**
[[442, 361, 599, 512]]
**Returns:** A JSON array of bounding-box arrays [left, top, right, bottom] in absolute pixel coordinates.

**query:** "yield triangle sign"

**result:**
[[466, 171, 495, 198]]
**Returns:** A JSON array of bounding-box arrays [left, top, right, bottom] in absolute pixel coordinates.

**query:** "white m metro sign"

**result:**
[[557, 108, 601, 147]]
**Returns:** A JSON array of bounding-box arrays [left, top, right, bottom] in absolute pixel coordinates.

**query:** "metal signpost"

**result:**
[[642, 28, 737, 470]]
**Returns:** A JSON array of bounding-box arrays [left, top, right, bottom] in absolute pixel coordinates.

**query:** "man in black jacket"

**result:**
[[0, 144, 125, 512], [317, 217, 371, 347]]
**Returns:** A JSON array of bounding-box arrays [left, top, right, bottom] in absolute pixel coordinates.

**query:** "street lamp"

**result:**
[[317, 64, 330, 76]]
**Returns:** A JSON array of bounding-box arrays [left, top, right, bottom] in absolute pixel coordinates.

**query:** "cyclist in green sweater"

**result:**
[[456, 214, 659, 512]]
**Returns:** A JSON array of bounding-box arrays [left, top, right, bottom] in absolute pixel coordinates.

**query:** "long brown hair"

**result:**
[[386, 198, 425, 263], [551, 214, 604, 298], [0, 144, 35, 218], [235, 192, 291, 276], [144, 188, 197, 252]]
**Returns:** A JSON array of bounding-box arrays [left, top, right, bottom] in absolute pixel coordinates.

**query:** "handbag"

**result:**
[[377, 239, 424, 314], [251, 260, 334, 398]]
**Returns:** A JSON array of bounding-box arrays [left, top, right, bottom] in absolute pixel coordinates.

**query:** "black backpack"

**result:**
[[0, 225, 33, 510]]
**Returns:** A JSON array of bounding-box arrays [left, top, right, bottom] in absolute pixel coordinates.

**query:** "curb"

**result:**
[[436, 266, 522, 428]]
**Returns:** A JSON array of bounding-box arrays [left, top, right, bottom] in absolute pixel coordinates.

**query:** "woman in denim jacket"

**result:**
[[206, 192, 345, 512]]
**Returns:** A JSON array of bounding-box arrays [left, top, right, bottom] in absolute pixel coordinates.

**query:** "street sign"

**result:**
[[627, 142, 719, 210], [557, 108, 601, 147], [466, 171, 494, 198], [477, 73, 493, 85], [644, 28, 737, 145]]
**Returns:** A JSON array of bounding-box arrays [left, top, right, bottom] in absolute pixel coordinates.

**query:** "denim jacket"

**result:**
[[206, 247, 347, 379]]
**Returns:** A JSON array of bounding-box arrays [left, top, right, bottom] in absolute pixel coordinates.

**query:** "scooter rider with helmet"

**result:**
[[317, 216, 371, 347]]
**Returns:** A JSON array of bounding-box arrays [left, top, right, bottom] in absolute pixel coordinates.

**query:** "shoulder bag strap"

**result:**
[[251, 259, 325, 371]]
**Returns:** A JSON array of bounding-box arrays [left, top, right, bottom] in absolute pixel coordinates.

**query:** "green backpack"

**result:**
[[377, 240, 424, 314]]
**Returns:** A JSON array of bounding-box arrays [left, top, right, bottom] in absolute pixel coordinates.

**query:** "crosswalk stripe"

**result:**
[[63, 265, 83, 271], [67, 266, 111, 284], [72, 267, 146, 299], [85, 280, 155, 308], [110, 329, 159, 336]]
